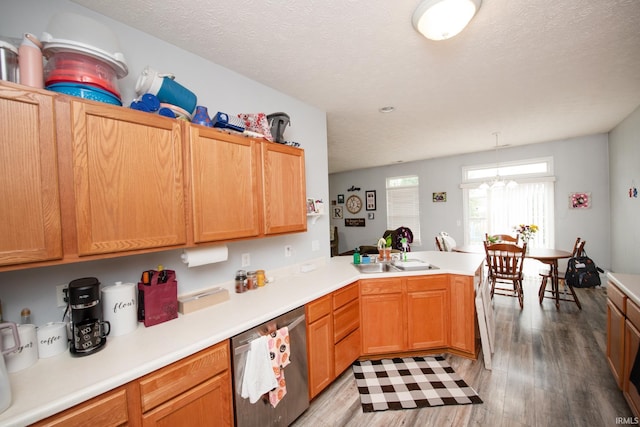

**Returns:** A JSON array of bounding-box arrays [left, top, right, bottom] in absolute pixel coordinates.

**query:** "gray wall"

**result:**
[[609, 105, 640, 274], [329, 134, 611, 272], [0, 0, 329, 324]]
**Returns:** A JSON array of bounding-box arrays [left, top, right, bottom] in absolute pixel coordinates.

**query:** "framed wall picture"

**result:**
[[332, 205, 343, 219], [569, 192, 591, 209], [345, 218, 365, 227], [368, 212, 375, 220], [366, 190, 376, 211], [337, 194, 345, 204], [433, 192, 447, 202]]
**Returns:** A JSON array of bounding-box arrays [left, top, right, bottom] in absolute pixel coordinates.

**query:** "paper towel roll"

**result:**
[[181, 245, 228, 267], [101, 282, 138, 337]]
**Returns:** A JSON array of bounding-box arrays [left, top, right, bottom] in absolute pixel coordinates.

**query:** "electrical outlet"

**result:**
[[284, 245, 292, 257], [56, 283, 68, 307], [241, 253, 251, 267], [312, 240, 319, 251]]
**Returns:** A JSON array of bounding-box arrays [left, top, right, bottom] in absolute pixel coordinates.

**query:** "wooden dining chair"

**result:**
[[485, 233, 519, 245], [538, 237, 585, 307], [484, 241, 527, 309]]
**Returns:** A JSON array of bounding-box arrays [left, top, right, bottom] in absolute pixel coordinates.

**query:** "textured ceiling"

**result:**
[[73, 0, 640, 173]]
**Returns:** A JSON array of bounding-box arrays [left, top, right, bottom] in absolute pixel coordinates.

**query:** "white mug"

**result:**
[[2, 324, 38, 372], [37, 322, 68, 358]]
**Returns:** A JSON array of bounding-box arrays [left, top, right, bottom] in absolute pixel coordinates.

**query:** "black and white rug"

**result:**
[[352, 356, 482, 412]]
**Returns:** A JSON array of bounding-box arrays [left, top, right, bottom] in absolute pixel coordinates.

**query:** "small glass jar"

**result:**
[[235, 270, 247, 293], [246, 271, 257, 290], [256, 270, 266, 287]]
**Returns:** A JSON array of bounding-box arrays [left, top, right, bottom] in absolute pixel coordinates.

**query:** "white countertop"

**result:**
[[0, 250, 483, 426], [607, 272, 640, 307]]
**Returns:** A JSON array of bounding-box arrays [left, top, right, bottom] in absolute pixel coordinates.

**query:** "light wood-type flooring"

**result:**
[[293, 277, 633, 426]]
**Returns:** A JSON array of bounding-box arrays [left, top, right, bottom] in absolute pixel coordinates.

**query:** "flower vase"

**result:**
[[192, 105, 213, 127]]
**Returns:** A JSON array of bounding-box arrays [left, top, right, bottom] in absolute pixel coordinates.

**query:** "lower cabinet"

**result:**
[[607, 284, 626, 389], [31, 386, 130, 427], [306, 282, 360, 399], [31, 341, 233, 427], [360, 274, 476, 357]]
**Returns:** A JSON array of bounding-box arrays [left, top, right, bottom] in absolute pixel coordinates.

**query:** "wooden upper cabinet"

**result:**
[[0, 84, 62, 266], [65, 101, 186, 255], [261, 142, 306, 235], [188, 127, 261, 242]]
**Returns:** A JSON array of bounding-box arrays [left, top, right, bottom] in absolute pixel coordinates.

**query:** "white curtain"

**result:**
[[466, 181, 554, 249]]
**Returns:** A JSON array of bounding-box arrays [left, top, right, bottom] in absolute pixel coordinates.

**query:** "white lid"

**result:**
[[0, 40, 18, 54], [41, 33, 128, 78], [135, 67, 167, 96]]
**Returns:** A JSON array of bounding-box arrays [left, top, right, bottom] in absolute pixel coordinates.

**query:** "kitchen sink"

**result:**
[[352, 259, 438, 274], [352, 262, 401, 273]]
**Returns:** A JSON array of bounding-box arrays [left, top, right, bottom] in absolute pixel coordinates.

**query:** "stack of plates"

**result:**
[[46, 82, 122, 106]]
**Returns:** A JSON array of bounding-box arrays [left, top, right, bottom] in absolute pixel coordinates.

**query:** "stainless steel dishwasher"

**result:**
[[231, 306, 309, 427]]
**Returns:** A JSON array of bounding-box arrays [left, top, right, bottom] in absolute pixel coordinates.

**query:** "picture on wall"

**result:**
[[366, 190, 376, 211], [368, 212, 375, 220], [433, 192, 447, 202], [569, 192, 591, 209], [332, 205, 344, 219], [337, 194, 345, 204]]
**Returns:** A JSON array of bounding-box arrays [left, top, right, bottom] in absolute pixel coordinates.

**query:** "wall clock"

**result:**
[[346, 195, 362, 214]]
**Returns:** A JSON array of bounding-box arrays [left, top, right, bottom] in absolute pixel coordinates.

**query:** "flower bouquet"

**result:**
[[514, 224, 538, 247]]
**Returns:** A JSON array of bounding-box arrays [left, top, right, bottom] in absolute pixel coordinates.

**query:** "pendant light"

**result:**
[[412, 0, 482, 41], [480, 132, 518, 190]]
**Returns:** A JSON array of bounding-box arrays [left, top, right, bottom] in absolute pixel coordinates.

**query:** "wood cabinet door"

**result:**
[[0, 84, 62, 267], [406, 275, 450, 350], [142, 372, 233, 427], [67, 102, 186, 255], [261, 142, 306, 235], [624, 319, 640, 417], [307, 310, 334, 399], [188, 127, 261, 242], [360, 278, 404, 354], [449, 275, 476, 354], [32, 386, 129, 427], [608, 298, 626, 389]]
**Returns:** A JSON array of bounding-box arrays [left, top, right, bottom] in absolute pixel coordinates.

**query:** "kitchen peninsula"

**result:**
[[0, 250, 483, 426]]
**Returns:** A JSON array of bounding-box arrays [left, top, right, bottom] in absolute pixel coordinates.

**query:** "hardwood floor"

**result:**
[[293, 277, 632, 426]]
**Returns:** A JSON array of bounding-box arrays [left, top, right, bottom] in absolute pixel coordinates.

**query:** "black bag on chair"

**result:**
[[565, 252, 603, 288]]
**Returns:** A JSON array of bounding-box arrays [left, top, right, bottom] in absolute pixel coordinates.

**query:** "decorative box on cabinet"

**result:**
[[57, 98, 186, 256], [0, 83, 62, 267]]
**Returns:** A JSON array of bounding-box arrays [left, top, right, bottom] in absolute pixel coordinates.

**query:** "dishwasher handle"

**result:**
[[234, 313, 305, 356]]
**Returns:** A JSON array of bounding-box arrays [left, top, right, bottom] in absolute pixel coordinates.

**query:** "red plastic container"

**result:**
[[44, 51, 120, 98]]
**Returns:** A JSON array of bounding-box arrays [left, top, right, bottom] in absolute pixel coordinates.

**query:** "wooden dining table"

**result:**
[[453, 245, 576, 310]]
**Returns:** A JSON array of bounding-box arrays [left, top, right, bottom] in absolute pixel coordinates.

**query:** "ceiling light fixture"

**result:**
[[479, 132, 517, 190], [379, 106, 395, 113], [412, 0, 482, 41]]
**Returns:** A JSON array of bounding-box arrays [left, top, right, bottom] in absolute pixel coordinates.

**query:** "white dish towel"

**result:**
[[241, 335, 278, 403]]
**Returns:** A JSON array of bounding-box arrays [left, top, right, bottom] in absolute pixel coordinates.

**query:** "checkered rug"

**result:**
[[352, 356, 482, 412]]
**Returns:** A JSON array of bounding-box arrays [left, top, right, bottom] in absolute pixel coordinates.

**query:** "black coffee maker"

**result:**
[[68, 277, 110, 357]]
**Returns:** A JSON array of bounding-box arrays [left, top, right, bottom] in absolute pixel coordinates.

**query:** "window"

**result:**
[[386, 175, 421, 245], [461, 158, 555, 248]]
